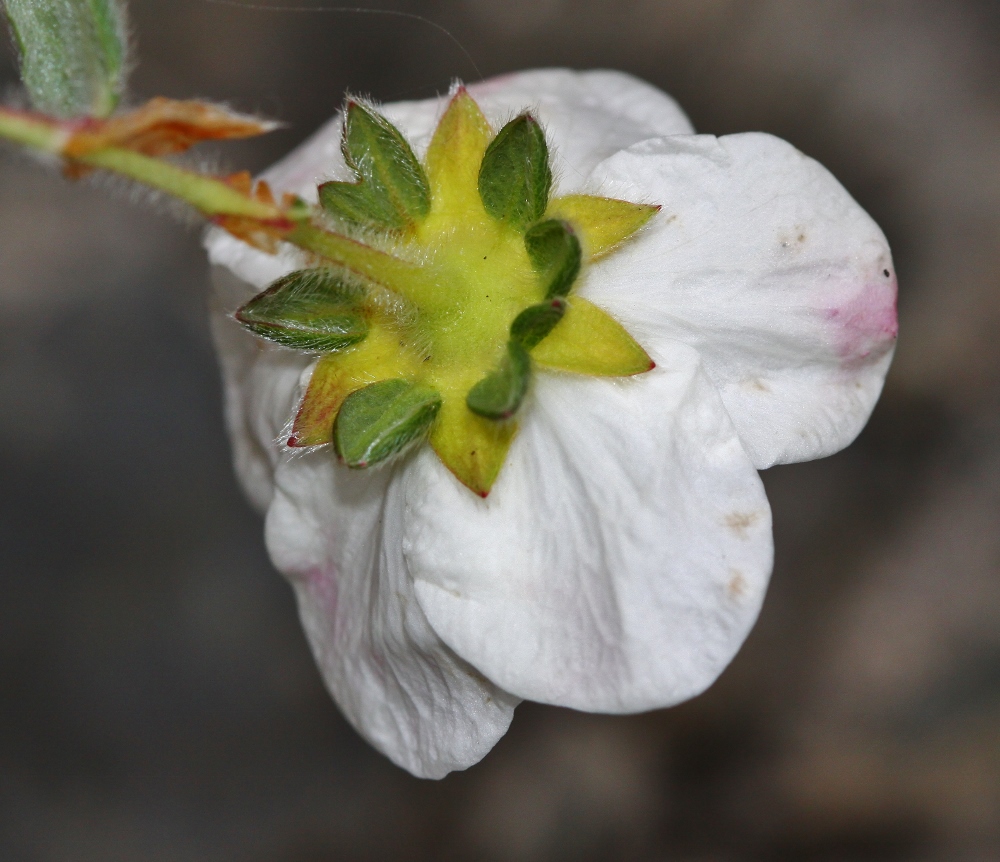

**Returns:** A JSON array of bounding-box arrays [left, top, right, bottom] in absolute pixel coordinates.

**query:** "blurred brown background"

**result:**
[[2, 1, 999, 859]]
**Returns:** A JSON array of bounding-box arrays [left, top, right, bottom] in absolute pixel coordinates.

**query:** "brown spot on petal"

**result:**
[[725, 511, 761, 539], [727, 570, 748, 599], [778, 226, 808, 250]]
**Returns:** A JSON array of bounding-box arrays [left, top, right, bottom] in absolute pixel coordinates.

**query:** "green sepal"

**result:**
[[524, 219, 582, 298], [466, 341, 531, 420], [510, 297, 566, 350], [3, 0, 127, 119], [477, 113, 551, 231], [318, 180, 400, 231], [235, 268, 369, 352], [318, 101, 430, 231], [334, 379, 442, 468]]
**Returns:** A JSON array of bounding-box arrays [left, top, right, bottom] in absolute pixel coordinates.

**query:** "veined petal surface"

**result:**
[[210, 269, 517, 778], [404, 343, 773, 712], [579, 133, 897, 468], [266, 452, 518, 778]]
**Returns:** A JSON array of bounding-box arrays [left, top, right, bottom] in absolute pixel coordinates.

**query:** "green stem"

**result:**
[[0, 108, 65, 150], [79, 148, 279, 219], [0, 105, 278, 219]]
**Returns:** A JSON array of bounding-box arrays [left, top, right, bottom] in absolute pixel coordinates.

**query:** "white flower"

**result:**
[[204, 69, 896, 778]]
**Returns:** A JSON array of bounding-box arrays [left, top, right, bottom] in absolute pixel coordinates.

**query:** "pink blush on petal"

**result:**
[[299, 565, 338, 617], [826, 272, 898, 366]]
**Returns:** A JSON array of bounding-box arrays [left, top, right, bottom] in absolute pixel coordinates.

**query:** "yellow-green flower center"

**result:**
[[415, 221, 537, 382], [235, 88, 658, 495]]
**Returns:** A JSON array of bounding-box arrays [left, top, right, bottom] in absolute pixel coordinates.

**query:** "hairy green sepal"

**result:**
[[466, 341, 532, 420], [319, 102, 430, 231], [510, 298, 567, 350], [235, 268, 369, 352], [334, 379, 442, 468], [525, 219, 581, 298], [478, 114, 551, 231], [3, 0, 127, 118]]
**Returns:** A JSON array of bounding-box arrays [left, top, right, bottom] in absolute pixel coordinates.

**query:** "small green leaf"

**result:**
[[510, 298, 566, 349], [319, 180, 398, 231], [524, 219, 582, 298], [235, 268, 369, 352], [334, 379, 441, 468], [3, 0, 128, 118], [478, 113, 551, 231], [319, 101, 430, 231], [466, 341, 531, 420]]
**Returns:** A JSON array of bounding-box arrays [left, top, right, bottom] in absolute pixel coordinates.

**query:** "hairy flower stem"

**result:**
[[83, 147, 281, 219], [0, 106, 67, 150], [0, 104, 428, 300], [0, 105, 279, 219]]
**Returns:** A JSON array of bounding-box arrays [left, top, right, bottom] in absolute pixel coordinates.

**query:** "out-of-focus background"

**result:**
[[2, 1, 999, 859]]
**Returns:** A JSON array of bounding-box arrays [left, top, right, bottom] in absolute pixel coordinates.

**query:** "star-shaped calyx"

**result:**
[[234, 87, 658, 495]]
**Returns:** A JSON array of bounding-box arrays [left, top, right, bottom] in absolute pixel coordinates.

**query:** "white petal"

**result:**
[[267, 452, 519, 778], [580, 133, 897, 468], [404, 343, 773, 712], [209, 265, 311, 512], [466, 69, 694, 184]]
